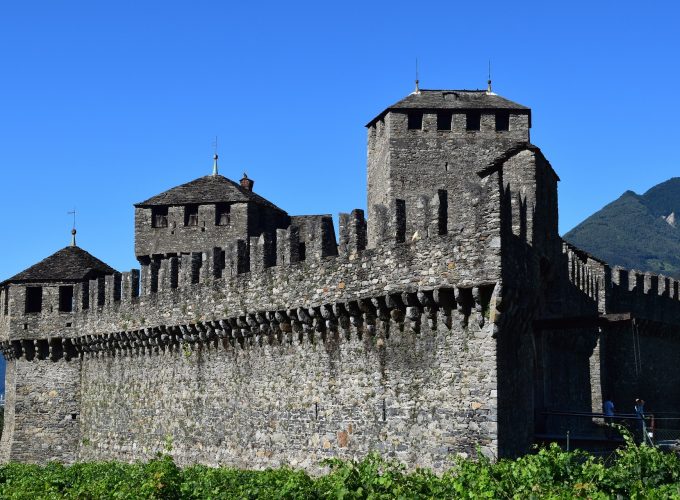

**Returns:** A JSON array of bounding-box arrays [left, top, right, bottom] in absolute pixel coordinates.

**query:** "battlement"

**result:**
[[0, 191, 502, 344], [563, 241, 680, 327]]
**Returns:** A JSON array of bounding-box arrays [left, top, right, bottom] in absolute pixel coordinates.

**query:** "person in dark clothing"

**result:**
[[634, 398, 646, 443], [603, 398, 615, 438]]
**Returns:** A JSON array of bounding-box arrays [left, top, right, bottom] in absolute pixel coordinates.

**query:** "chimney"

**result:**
[[240, 173, 254, 192]]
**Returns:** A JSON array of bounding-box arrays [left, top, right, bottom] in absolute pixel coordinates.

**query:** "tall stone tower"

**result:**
[[365, 88, 531, 245]]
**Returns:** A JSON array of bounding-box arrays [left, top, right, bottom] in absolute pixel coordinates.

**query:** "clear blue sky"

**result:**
[[1, 0, 679, 279]]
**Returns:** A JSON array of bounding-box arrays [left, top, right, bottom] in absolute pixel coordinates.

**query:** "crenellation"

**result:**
[[338, 209, 367, 256], [104, 272, 122, 305], [121, 270, 140, 301], [645, 273, 658, 295]]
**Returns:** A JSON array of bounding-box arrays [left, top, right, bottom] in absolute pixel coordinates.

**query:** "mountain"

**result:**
[[564, 178, 680, 278]]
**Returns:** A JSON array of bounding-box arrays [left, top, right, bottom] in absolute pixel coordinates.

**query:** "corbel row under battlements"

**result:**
[[0, 284, 501, 362]]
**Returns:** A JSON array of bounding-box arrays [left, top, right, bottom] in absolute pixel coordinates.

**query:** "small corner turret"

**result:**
[[0, 240, 117, 343]]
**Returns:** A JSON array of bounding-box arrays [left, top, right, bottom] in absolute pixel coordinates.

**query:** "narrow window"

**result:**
[[215, 203, 231, 226], [437, 112, 452, 130], [25, 286, 42, 313], [407, 112, 422, 130], [152, 207, 168, 228], [496, 111, 509, 131], [184, 205, 199, 226], [298, 242, 306, 261], [466, 111, 481, 131], [58, 286, 74, 312]]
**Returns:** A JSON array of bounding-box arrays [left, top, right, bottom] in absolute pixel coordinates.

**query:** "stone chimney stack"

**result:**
[[240, 173, 254, 192]]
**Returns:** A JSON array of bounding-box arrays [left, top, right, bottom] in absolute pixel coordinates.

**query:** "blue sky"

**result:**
[[1, 0, 679, 279]]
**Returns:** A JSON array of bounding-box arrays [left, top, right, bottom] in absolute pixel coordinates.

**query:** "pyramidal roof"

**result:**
[[135, 174, 285, 213], [366, 89, 530, 126], [1, 246, 117, 285]]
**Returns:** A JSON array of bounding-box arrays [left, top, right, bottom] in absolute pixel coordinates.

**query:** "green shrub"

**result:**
[[0, 437, 678, 499]]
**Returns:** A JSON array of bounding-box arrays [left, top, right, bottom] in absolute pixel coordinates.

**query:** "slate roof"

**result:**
[[366, 89, 530, 127], [135, 174, 286, 213], [1, 246, 117, 286]]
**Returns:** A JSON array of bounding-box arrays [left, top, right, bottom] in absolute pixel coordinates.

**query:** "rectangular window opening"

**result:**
[[407, 112, 423, 130], [437, 112, 452, 131], [58, 285, 74, 313], [25, 286, 42, 313], [215, 203, 231, 226], [152, 207, 168, 228], [466, 111, 481, 131], [184, 205, 199, 226], [496, 111, 510, 131]]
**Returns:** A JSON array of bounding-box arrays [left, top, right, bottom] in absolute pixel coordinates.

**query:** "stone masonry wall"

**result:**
[[0, 358, 81, 463], [77, 308, 498, 471]]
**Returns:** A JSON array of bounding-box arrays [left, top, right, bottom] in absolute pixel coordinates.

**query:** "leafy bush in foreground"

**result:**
[[0, 435, 679, 499]]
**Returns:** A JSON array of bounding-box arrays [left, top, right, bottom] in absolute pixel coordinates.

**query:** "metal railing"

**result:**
[[536, 410, 680, 451]]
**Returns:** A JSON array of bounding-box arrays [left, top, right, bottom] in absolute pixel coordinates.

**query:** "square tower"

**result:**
[[365, 89, 531, 245]]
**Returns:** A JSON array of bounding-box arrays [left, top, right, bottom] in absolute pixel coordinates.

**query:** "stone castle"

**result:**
[[1, 87, 679, 470]]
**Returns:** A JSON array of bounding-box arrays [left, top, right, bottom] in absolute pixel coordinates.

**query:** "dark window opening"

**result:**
[[496, 111, 510, 131], [58, 286, 74, 312], [152, 207, 168, 228], [407, 112, 422, 130], [215, 203, 231, 226], [25, 286, 42, 313], [298, 242, 306, 261], [184, 204, 199, 226], [466, 111, 481, 131], [437, 112, 452, 130]]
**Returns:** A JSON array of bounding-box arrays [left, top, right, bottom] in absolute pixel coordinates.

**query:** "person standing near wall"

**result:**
[[634, 398, 646, 443], [603, 397, 615, 438]]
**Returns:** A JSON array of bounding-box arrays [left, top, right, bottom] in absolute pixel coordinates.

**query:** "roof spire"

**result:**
[[67, 209, 77, 247], [413, 58, 421, 94], [212, 136, 219, 176], [486, 60, 495, 95]]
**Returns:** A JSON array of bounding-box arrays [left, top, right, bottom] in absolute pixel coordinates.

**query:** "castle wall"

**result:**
[[0, 358, 81, 463], [0, 187, 507, 467], [77, 310, 498, 471]]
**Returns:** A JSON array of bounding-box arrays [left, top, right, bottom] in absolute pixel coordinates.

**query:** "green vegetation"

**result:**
[[564, 177, 680, 278], [0, 434, 679, 499]]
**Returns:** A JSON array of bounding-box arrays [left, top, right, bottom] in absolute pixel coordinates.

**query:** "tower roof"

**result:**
[[134, 174, 286, 213], [366, 89, 530, 127], [1, 246, 117, 286]]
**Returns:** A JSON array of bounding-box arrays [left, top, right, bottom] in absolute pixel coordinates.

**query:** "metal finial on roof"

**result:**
[[68, 209, 77, 247], [212, 136, 219, 176], [212, 153, 219, 176], [486, 60, 495, 95], [413, 58, 421, 94]]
